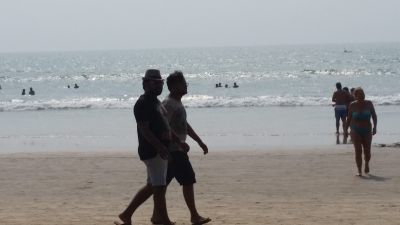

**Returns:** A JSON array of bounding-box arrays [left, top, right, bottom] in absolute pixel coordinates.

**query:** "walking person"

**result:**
[[115, 69, 175, 225], [345, 87, 377, 176], [154, 71, 211, 225]]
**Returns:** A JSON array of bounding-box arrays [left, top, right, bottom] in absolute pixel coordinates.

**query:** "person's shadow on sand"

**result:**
[[360, 174, 390, 182]]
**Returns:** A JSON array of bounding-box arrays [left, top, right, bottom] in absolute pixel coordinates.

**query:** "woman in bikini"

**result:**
[[345, 87, 378, 176]]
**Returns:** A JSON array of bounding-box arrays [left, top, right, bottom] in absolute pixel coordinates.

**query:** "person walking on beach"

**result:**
[[115, 69, 175, 225], [154, 71, 211, 225], [332, 82, 352, 134], [345, 87, 377, 176]]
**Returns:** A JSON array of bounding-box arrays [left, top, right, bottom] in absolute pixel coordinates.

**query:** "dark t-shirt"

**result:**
[[134, 94, 171, 160]]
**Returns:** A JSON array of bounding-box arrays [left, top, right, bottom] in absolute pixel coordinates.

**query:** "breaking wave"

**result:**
[[1, 94, 400, 111]]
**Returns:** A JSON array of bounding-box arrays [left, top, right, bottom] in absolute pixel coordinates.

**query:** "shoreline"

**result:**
[[1, 141, 398, 156], [1, 147, 399, 225], [1, 106, 400, 154]]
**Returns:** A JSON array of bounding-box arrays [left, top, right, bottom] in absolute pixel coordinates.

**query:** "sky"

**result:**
[[0, 0, 399, 52]]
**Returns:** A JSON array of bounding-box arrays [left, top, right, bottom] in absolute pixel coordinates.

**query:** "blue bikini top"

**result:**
[[352, 110, 371, 121]]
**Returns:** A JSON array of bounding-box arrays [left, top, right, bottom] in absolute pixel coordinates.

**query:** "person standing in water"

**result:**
[[332, 82, 352, 134], [29, 87, 35, 95]]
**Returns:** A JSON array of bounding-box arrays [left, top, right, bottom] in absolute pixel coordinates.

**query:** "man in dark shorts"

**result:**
[[115, 69, 175, 225], [332, 82, 352, 135], [156, 71, 211, 225]]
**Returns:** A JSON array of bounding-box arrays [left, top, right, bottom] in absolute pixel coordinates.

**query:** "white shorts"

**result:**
[[143, 154, 168, 186]]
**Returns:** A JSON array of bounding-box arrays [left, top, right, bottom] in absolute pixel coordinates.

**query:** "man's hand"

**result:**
[[180, 142, 190, 153], [158, 146, 169, 160], [372, 127, 377, 135], [199, 141, 208, 155]]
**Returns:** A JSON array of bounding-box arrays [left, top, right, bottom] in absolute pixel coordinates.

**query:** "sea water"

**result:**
[[1, 43, 399, 153]]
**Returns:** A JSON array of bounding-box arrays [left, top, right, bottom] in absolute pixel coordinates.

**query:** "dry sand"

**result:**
[[1, 146, 399, 225]]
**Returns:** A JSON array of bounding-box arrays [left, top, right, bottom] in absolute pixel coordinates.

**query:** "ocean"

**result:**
[[1, 43, 399, 153]]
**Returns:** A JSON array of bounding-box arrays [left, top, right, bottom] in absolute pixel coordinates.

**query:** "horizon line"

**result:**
[[1, 41, 399, 54]]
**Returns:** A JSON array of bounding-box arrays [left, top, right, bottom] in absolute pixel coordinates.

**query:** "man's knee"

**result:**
[[152, 185, 167, 194], [354, 148, 363, 156]]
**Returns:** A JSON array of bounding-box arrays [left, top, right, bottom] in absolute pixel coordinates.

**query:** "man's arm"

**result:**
[[332, 92, 337, 103], [187, 123, 208, 154], [170, 128, 190, 152], [137, 121, 169, 159]]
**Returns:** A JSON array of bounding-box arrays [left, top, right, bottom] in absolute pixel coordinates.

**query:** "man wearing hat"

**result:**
[[116, 69, 175, 225]]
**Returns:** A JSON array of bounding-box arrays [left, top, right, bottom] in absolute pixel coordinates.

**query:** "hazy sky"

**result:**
[[1, 0, 399, 52]]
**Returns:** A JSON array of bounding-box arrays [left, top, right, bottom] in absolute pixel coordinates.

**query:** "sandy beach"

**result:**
[[1, 146, 399, 225]]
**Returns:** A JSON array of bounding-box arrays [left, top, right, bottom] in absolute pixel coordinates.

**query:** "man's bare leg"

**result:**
[[335, 118, 340, 134], [183, 184, 210, 224], [118, 183, 153, 225], [153, 185, 174, 225], [341, 116, 347, 134]]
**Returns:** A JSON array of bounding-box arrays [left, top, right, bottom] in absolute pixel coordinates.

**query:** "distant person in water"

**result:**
[[215, 84, 219, 88], [29, 87, 35, 95], [218, 83, 222, 87], [74, 83, 79, 89], [225, 84, 229, 88], [332, 82, 352, 134], [21, 89, 26, 95], [67, 85, 70, 88], [345, 87, 377, 176], [159, 71, 211, 225], [233, 82, 239, 88]]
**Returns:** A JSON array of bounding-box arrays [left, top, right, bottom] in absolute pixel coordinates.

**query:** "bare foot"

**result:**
[[365, 165, 370, 174], [191, 215, 211, 225], [151, 218, 175, 225], [151, 218, 162, 225], [114, 213, 131, 225]]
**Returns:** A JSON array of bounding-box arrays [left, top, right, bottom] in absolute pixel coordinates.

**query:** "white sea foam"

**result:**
[[1, 94, 400, 111]]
